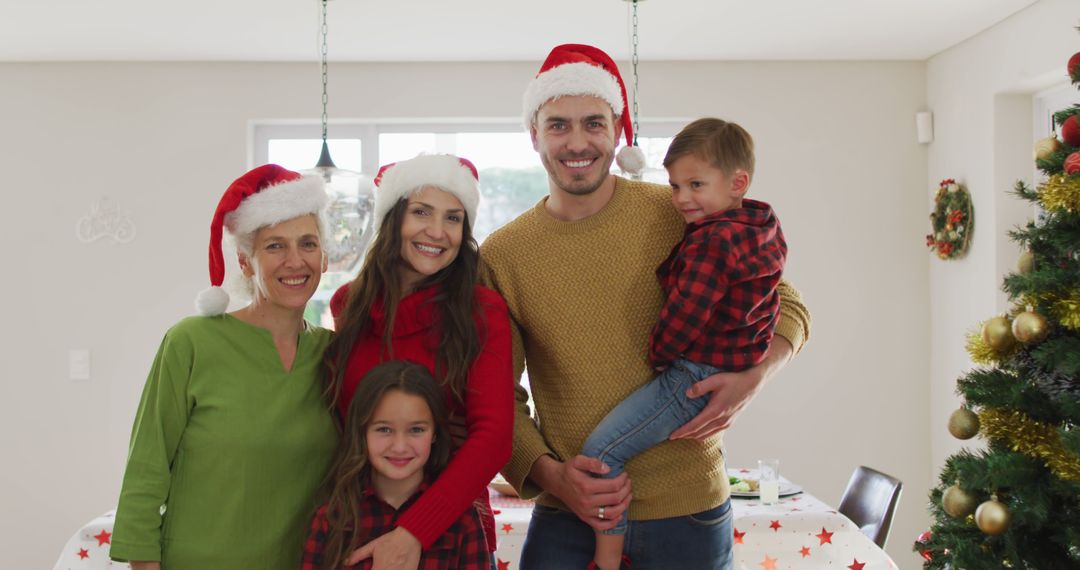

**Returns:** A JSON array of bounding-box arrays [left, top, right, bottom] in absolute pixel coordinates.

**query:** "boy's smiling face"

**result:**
[[667, 154, 749, 224]]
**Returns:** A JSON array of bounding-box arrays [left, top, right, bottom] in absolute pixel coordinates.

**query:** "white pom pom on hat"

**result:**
[[197, 164, 327, 316], [616, 146, 647, 175], [522, 43, 645, 177], [195, 285, 230, 316]]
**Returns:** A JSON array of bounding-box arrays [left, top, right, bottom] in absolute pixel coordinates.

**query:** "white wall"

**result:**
[[926, 0, 1079, 505], [0, 59, 929, 567]]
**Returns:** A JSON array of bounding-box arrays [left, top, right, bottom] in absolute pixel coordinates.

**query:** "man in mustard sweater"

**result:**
[[480, 44, 811, 570]]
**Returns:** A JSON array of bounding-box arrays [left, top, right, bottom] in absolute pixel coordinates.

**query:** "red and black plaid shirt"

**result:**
[[649, 198, 786, 371], [300, 485, 489, 570]]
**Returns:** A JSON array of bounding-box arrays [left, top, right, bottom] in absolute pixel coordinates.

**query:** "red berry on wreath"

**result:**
[[1070, 51, 1080, 83], [1066, 151, 1080, 175], [1062, 115, 1080, 148]]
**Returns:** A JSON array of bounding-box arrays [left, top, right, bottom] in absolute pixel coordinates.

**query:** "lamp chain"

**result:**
[[320, 0, 329, 143], [631, 0, 639, 146]]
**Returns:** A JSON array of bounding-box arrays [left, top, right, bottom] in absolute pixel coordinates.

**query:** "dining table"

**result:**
[[54, 468, 897, 570]]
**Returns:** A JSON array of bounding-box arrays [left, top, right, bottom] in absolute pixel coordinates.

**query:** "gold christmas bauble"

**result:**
[[943, 483, 978, 518], [948, 408, 980, 439], [1012, 311, 1050, 344], [1034, 136, 1062, 161], [982, 316, 1015, 351], [1032, 134, 1058, 158], [975, 495, 1010, 535], [1017, 250, 1034, 274]]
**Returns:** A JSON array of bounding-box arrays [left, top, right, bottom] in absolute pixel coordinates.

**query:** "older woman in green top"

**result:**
[[110, 164, 338, 569]]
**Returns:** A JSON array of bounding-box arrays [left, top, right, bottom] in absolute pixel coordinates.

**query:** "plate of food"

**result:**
[[489, 473, 517, 497], [728, 474, 802, 498]]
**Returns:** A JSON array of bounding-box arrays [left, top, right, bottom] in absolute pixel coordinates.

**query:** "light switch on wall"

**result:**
[[69, 349, 90, 381]]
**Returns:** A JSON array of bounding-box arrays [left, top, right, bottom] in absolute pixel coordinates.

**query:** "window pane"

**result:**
[[379, 133, 438, 164], [457, 132, 540, 169], [457, 132, 546, 243], [267, 139, 362, 172]]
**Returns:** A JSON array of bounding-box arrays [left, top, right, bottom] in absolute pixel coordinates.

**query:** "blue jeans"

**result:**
[[580, 359, 719, 534], [519, 500, 733, 569]]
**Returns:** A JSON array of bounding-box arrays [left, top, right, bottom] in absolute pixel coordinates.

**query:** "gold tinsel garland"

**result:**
[[1051, 293, 1080, 331], [1038, 174, 1080, 213], [966, 329, 1018, 365], [979, 407, 1080, 483]]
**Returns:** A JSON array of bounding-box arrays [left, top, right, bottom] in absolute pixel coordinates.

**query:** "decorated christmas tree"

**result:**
[[915, 50, 1080, 568]]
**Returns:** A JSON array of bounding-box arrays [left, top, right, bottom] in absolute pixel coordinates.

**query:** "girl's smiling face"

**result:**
[[365, 389, 435, 490]]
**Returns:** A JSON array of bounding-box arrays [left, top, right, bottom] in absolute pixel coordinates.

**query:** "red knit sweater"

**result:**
[[330, 284, 513, 551]]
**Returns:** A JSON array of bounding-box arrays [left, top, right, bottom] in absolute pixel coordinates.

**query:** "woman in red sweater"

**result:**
[[322, 154, 513, 570]]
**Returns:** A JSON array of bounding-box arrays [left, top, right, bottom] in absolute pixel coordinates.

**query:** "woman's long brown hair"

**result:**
[[322, 192, 482, 412], [320, 360, 453, 570]]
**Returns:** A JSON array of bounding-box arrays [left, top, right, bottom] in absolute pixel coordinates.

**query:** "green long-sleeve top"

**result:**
[[110, 315, 338, 569]]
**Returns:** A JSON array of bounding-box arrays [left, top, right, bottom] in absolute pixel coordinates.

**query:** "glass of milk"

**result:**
[[758, 459, 781, 505]]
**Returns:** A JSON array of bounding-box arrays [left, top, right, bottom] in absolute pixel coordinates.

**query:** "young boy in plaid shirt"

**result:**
[[301, 361, 489, 570], [581, 118, 787, 570]]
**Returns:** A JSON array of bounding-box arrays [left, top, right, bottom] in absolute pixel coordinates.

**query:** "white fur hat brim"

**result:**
[[522, 61, 625, 129], [373, 154, 480, 230], [224, 175, 327, 237]]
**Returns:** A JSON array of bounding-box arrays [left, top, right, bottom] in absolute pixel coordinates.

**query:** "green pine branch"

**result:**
[[1032, 337, 1080, 378], [920, 446, 1080, 568], [1053, 105, 1080, 129]]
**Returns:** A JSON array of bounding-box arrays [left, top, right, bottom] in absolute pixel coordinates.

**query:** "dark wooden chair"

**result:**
[[837, 466, 902, 548]]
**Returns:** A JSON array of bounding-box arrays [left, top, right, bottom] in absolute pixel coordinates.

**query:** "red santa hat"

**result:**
[[196, 164, 327, 316], [522, 43, 646, 176], [372, 154, 480, 230]]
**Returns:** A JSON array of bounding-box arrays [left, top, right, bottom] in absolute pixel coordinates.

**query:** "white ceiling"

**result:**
[[1, 0, 1039, 62]]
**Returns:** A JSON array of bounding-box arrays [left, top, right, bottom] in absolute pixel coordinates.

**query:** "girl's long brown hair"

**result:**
[[323, 191, 481, 411], [320, 360, 453, 570]]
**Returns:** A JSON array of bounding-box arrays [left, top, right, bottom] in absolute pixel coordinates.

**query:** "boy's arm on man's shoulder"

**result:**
[[774, 279, 811, 355]]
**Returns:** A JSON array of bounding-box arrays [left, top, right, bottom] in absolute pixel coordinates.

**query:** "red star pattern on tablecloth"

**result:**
[[94, 529, 111, 546], [758, 554, 777, 570], [733, 528, 746, 544], [77, 548, 90, 560], [799, 546, 811, 558], [769, 520, 782, 531], [816, 527, 834, 545], [848, 559, 866, 570], [497, 559, 510, 570], [501, 523, 513, 534]]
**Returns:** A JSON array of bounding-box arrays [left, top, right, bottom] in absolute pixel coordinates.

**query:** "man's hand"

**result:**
[[129, 562, 161, 570], [669, 337, 793, 441], [529, 454, 632, 531], [345, 526, 422, 570]]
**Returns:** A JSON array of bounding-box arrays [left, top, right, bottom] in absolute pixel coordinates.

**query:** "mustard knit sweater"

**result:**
[[480, 176, 811, 520]]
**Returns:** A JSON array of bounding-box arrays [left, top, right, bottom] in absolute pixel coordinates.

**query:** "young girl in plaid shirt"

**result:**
[[301, 360, 489, 570], [580, 118, 787, 570]]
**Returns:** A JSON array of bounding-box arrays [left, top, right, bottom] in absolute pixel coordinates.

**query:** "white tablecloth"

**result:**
[[55, 470, 897, 570]]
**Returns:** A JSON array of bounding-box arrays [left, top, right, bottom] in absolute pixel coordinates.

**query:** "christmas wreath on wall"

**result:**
[[926, 179, 974, 260]]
